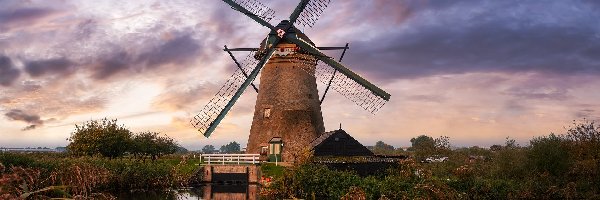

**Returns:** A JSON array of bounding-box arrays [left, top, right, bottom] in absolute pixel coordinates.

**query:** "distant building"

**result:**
[[55, 147, 67, 153], [0, 148, 58, 153], [308, 129, 406, 177]]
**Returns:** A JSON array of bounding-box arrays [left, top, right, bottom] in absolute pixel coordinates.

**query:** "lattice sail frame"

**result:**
[[293, 54, 387, 114], [230, 0, 276, 22], [296, 0, 331, 28], [190, 52, 259, 133]]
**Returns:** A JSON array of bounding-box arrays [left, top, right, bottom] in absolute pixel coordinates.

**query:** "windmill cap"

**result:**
[[258, 26, 314, 52]]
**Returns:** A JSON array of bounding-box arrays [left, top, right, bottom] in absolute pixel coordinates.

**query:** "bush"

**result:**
[[266, 163, 362, 199], [67, 118, 132, 158], [528, 134, 571, 177]]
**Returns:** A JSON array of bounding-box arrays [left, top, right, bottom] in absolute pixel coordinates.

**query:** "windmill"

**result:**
[[191, 0, 391, 161]]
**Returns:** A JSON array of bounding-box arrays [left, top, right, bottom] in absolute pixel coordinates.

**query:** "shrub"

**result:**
[[266, 163, 362, 199], [67, 118, 132, 158], [528, 134, 571, 177]]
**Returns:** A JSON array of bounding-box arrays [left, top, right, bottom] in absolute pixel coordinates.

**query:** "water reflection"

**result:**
[[116, 184, 260, 200]]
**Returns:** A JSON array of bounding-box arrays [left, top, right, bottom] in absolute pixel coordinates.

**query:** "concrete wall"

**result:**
[[201, 165, 261, 183]]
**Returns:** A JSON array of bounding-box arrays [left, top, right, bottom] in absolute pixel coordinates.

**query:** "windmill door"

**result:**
[[268, 137, 283, 162]]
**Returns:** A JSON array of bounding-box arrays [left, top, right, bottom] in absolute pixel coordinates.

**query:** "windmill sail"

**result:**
[[296, 0, 331, 28], [286, 35, 391, 113], [190, 50, 262, 137], [228, 0, 275, 22], [223, 0, 276, 29], [192, 36, 282, 137], [295, 56, 388, 113], [190, 63, 251, 136]]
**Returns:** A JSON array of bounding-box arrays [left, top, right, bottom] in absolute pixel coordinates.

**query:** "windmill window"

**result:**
[[261, 146, 268, 154], [264, 108, 271, 118]]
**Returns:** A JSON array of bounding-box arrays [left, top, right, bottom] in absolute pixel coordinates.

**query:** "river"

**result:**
[[115, 184, 260, 200]]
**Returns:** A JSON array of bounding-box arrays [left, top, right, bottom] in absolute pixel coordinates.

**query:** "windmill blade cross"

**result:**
[[286, 34, 391, 101], [224, 46, 349, 51]]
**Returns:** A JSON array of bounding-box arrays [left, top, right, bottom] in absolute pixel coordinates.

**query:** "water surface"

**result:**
[[116, 184, 260, 200]]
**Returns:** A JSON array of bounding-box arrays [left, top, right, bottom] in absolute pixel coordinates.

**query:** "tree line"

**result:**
[[264, 120, 600, 199], [200, 141, 241, 154], [67, 118, 182, 160]]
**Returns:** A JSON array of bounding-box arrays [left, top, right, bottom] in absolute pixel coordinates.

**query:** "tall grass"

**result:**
[[0, 153, 201, 198]]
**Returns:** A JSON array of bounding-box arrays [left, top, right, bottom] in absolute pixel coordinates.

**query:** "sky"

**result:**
[[1, 0, 600, 150]]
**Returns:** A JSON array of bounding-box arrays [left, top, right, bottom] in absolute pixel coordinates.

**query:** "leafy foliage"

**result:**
[[131, 132, 179, 161], [219, 141, 241, 153], [263, 120, 600, 199], [67, 118, 132, 158], [67, 118, 180, 160], [528, 134, 571, 176], [410, 135, 452, 161], [372, 141, 395, 155], [201, 145, 216, 154]]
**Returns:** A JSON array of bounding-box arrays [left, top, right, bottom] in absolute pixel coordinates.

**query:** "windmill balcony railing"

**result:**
[[200, 154, 262, 165]]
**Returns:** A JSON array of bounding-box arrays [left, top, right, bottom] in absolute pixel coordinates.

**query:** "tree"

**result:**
[[67, 118, 132, 158], [410, 135, 451, 161], [434, 135, 451, 155], [176, 146, 188, 154], [202, 145, 216, 154], [155, 134, 178, 158], [410, 135, 435, 161], [220, 141, 241, 153], [565, 120, 600, 160], [373, 141, 395, 155], [528, 133, 571, 176], [490, 144, 503, 152], [131, 131, 179, 161]]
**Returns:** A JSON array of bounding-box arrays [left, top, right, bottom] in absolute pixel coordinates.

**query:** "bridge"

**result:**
[[199, 154, 264, 184], [202, 153, 261, 165]]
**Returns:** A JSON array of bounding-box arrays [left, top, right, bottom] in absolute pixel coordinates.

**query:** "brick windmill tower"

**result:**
[[191, 0, 391, 162]]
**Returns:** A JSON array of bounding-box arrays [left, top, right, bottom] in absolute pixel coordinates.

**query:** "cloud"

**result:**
[[91, 51, 132, 80], [22, 124, 37, 131], [25, 58, 75, 77], [153, 82, 217, 111], [0, 3, 68, 34], [0, 55, 21, 86], [343, 0, 600, 80], [4, 109, 44, 130], [137, 33, 202, 69], [21, 80, 42, 91], [0, 7, 57, 29], [504, 86, 568, 101], [91, 33, 202, 80], [405, 94, 446, 103]]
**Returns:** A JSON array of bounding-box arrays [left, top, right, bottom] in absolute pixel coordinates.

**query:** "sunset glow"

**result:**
[[2, 0, 599, 150]]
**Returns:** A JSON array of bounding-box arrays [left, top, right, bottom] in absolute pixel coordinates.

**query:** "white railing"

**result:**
[[201, 154, 262, 165]]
